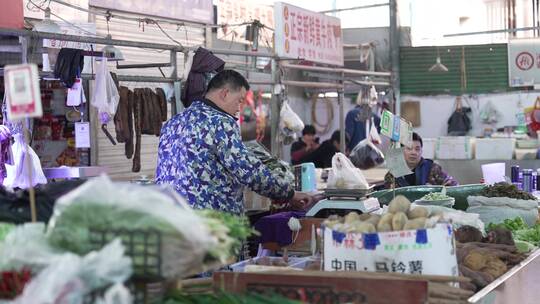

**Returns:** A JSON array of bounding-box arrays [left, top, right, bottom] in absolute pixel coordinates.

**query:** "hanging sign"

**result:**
[[379, 110, 413, 147], [216, 0, 274, 46], [508, 38, 540, 87], [385, 147, 413, 178], [274, 2, 343, 66], [75, 122, 91, 148], [3, 64, 43, 120]]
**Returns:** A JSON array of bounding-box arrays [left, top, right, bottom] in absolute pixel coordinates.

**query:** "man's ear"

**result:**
[[219, 87, 229, 100]]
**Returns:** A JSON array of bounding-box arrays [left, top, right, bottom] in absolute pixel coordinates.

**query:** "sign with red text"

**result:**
[[323, 223, 458, 276], [274, 2, 343, 66], [216, 0, 274, 46], [508, 39, 540, 87]]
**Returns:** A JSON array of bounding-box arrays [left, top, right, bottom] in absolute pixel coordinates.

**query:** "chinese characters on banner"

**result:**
[[323, 224, 459, 276], [274, 2, 344, 66], [216, 0, 274, 46], [508, 38, 540, 87]]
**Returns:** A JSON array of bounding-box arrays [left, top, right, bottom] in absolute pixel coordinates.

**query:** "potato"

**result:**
[[352, 222, 376, 234], [379, 213, 394, 226], [392, 212, 408, 231], [403, 217, 427, 230], [365, 214, 381, 226], [344, 212, 361, 224], [377, 222, 392, 232], [388, 195, 411, 214], [407, 206, 429, 219], [464, 251, 488, 271]]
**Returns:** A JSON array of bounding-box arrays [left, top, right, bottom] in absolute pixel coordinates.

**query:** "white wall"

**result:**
[[405, 91, 540, 139]]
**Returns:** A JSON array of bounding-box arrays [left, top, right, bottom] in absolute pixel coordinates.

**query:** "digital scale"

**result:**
[[306, 186, 380, 218]]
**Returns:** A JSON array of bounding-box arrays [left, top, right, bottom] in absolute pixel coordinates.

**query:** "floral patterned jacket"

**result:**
[[155, 99, 294, 215]]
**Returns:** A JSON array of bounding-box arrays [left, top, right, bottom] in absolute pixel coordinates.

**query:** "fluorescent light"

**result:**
[[261, 93, 272, 98]]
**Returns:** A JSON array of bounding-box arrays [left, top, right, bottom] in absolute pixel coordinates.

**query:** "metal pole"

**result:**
[[389, 0, 401, 114], [338, 90, 346, 153], [280, 62, 391, 77], [170, 50, 183, 115], [270, 59, 280, 156]]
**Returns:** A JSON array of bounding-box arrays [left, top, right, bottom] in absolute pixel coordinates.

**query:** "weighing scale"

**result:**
[[306, 187, 380, 218]]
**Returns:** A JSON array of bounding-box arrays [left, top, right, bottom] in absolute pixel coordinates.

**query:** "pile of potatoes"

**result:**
[[324, 195, 442, 234]]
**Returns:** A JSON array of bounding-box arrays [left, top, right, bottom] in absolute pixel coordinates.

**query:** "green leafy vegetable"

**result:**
[[480, 182, 536, 200], [0, 223, 15, 242], [487, 216, 529, 232], [513, 226, 540, 247]]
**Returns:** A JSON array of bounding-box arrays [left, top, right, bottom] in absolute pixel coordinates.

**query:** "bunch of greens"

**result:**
[[487, 216, 540, 248], [195, 210, 256, 263], [480, 183, 536, 200], [487, 217, 529, 232], [420, 192, 452, 201], [164, 291, 301, 304]]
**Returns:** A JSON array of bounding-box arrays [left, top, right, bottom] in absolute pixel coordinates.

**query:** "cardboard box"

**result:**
[[475, 138, 515, 160], [323, 223, 458, 276], [436, 137, 474, 159]]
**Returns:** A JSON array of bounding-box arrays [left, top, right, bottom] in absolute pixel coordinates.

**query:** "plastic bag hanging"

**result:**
[[279, 99, 304, 144], [3, 133, 47, 189], [349, 119, 384, 170], [91, 57, 120, 125]]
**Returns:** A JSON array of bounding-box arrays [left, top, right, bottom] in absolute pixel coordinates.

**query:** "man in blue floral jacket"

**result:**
[[156, 70, 312, 215]]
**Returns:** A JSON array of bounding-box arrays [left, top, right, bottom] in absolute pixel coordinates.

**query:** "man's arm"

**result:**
[[215, 118, 295, 200]]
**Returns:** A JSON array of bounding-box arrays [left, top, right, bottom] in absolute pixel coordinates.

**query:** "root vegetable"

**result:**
[[392, 212, 408, 231], [365, 215, 381, 226], [407, 206, 429, 219], [388, 195, 411, 214], [344, 212, 361, 224], [377, 223, 392, 232], [403, 217, 427, 230]]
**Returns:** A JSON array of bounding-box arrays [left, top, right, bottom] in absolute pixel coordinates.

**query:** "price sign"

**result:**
[[379, 110, 413, 147]]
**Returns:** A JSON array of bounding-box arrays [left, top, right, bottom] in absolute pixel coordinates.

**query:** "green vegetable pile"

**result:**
[[420, 192, 452, 201], [487, 216, 540, 249], [487, 217, 529, 232], [480, 183, 536, 201], [164, 291, 301, 304]]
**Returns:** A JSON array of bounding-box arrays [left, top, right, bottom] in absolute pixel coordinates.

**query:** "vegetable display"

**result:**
[[455, 226, 526, 292], [487, 216, 540, 248], [480, 183, 536, 200], [324, 195, 441, 233], [419, 192, 452, 201], [0, 223, 15, 243]]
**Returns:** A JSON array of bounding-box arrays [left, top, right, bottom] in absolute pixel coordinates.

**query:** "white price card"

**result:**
[[3, 64, 42, 120], [66, 78, 86, 106], [386, 147, 412, 178], [75, 122, 90, 148]]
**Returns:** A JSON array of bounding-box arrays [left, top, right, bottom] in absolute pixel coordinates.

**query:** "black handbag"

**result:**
[[447, 97, 472, 136]]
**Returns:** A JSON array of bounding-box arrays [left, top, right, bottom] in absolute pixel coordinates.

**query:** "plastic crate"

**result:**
[[88, 229, 163, 279], [84, 279, 165, 304]]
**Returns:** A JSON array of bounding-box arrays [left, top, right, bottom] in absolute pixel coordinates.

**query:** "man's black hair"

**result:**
[[302, 125, 316, 136], [331, 130, 343, 143], [412, 132, 423, 147], [206, 70, 250, 92]]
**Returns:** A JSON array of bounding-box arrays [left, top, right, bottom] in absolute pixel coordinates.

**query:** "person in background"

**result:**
[[301, 130, 345, 168], [155, 70, 313, 215], [290, 125, 319, 165], [345, 103, 381, 152], [384, 132, 458, 188]]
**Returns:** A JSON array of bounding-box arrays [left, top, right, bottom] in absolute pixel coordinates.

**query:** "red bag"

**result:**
[[528, 97, 540, 133]]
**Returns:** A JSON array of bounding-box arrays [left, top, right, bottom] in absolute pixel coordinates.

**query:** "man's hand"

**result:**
[[289, 191, 314, 211]]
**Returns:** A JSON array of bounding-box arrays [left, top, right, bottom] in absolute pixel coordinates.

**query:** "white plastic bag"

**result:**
[[327, 153, 369, 189], [410, 203, 485, 233], [368, 117, 381, 145], [467, 195, 539, 227], [0, 223, 60, 272], [279, 100, 304, 132], [3, 134, 47, 189], [479, 101, 500, 124], [349, 138, 385, 170], [12, 239, 132, 304], [91, 58, 120, 124]]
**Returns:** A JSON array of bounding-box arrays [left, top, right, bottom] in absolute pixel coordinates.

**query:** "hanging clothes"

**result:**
[[114, 87, 134, 159], [181, 47, 225, 108], [53, 48, 85, 88]]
